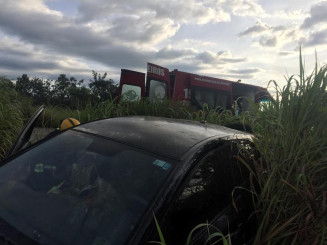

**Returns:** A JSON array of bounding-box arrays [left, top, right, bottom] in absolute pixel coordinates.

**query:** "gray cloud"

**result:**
[[0, 4, 154, 71], [304, 29, 327, 47], [106, 15, 179, 46], [0, 0, 232, 75], [217, 51, 228, 56], [278, 51, 294, 56], [0, 38, 98, 80], [228, 68, 261, 74], [220, 0, 266, 18], [259, 36, 277, 47], [155, 47, 197, 60], [301, 1, 327, 29], [286, 30, 297, 38], [0, 1, 263, 83], [0, 45, 32, 57], [238, 19, 302, 49], [0, 55, 58, 71], [221, 57, 247, 63], [213, 73, 254, 80], [154, 49, 249, 76], [77, 0, 230, 24], [238, 21, 269, 37], [196, 51, 217, 63], [195, 51, 247, 64], [272, 25, 287, 32], [165, 62, 204, 74]]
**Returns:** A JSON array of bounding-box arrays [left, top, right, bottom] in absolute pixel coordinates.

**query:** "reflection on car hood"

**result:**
[[75, 116, 252, 160]]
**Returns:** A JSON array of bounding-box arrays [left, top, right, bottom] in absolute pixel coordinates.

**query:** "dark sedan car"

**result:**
[[0, 111, 257, 245]]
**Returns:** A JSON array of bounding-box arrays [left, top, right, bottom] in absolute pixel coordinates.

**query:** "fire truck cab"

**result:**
[[118, 63, 269, 113]]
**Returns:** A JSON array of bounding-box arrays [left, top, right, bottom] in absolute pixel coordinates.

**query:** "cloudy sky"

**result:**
[[0, 0, 326, 88]]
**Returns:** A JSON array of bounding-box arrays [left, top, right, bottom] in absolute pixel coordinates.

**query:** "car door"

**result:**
[[6, 105, 45, 157], [118, 69, 145, 102], [155, 142, 255, 245]]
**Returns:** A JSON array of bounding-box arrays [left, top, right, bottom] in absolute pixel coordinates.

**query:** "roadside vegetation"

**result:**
[[0, 55, 326, 244], [247, 57, 327, 245], [0, 77, 25, 159]]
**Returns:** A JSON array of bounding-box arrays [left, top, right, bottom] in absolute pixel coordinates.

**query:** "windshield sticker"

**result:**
[[153, 159, 166, 167], [153, 160, 171, 170], [162, 163, 171, 170]]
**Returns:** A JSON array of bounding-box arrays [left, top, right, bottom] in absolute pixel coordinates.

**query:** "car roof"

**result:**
[[75, 116, 252, 160]]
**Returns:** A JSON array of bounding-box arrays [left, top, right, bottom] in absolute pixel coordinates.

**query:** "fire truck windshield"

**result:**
[[121, 84, 141, 102], [191, 86, 229, 110], [149, 80, 167, 99]]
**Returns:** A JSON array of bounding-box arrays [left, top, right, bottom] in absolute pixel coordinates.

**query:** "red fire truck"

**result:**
[[118, 62, 269, 112]]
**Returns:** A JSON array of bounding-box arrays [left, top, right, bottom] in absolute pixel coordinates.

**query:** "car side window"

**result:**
[[162, 143, 248, 244]]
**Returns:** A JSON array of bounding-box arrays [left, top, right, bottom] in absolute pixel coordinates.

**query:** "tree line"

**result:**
[[1, 71, 118, 108]]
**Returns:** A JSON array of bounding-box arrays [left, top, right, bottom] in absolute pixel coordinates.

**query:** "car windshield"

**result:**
[[0, 131, 174, 245], [148, 80, 168, 99]]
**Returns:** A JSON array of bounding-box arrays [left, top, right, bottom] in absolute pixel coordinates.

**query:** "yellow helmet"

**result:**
[[60, 118, 80, 131]]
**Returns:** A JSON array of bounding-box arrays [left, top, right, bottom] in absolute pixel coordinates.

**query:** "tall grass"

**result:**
[[245, 54, 327, 244], [0, 81, 24, 159], [41, 99, 238, 128], [151, 214, 231, 245]]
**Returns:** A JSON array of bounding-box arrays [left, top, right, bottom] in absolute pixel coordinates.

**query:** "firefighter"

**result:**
[[45, 118, 80, 138], [59, 118, 80, 131], [236, 98, 243, 115]]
